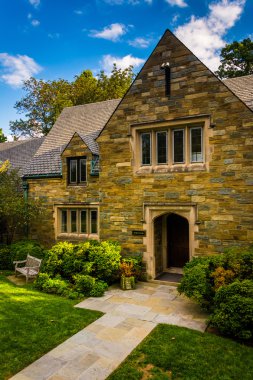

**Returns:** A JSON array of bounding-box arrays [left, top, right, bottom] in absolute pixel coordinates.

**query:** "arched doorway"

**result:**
[[167, 213, 189, 268], [153, 212, 190, 277]]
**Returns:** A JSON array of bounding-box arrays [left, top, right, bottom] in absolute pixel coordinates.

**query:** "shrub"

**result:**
[[210, 280, 253, 340], [0, 245, 12, 270], [11, 240, 45, 261], [0, 240, 45, 270], [73, 274, 95, 295], [178, 258, 215, 309], [178, 247, 253, 310], [89, 281, 108, 297], [35, 273, 69, 295], [88, 240, 121, 283], [42, 241, 75, 277], [34, 272, 50, 290]]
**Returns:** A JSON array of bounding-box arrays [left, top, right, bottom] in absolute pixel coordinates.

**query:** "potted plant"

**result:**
[[119, 259, 136, 290]]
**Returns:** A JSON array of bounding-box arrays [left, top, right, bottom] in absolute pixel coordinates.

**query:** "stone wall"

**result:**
[[97, 30, 253, 262], [27, 134, 100, 245]]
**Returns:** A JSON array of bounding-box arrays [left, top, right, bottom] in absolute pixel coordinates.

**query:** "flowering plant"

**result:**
[[119, 260, 135, 277]]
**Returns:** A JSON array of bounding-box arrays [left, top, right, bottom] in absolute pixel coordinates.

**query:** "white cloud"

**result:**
[[101, 54, 145, 73], [27, 13, 40, 27], [129, 37, 151, 48], [103, 0, 152, 4], [90, 23, 127, 41], [74, 10, 83, 15], [48, 33, 60, 39], [28, 0, 40, 7], [171, 13, 180, 25], [31, 19, 40, 26], [165, 0, 187, 7], [0, 53, 42, 87], [175, 0, 246, 71]]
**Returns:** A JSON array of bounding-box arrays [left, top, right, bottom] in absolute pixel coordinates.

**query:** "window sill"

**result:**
[[135, 163, 206, 175], [67, 183, 88, 188], [57, 233, 99, 240]]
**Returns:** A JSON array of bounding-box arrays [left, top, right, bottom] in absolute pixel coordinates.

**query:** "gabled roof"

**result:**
[[223, 75, 253, 111], [24, 99, 120, 177], [0, 137, 45, 176]]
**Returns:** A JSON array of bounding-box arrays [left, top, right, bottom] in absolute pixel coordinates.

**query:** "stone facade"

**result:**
[[27, 30, 253, 278], [28, 133, 100, 244]]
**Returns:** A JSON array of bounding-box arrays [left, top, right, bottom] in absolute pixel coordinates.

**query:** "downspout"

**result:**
[[22, 181, 29, 238]]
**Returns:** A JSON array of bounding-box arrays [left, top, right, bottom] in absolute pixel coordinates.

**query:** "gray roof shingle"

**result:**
[[22, 75, 253, 177], [223, 74, 253, 110], [0, 137, 45, 176], [24, 99, 120, 177]]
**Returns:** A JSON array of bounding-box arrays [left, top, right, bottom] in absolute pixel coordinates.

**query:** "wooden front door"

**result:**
[[167, 213, 189, 267]]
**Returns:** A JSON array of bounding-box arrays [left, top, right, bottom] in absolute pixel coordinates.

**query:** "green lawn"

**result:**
[[0, 275, 102, 380], [108, 324, 253, 380]]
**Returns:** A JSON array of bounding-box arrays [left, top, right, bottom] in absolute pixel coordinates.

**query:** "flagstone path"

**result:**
[[11, 282, 208, 380]]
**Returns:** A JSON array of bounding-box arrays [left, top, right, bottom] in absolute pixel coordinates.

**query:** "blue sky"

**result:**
[[0, 0, 252, 138]]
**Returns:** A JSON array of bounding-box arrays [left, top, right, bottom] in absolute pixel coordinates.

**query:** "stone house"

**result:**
[[23, 30, 253, 279]]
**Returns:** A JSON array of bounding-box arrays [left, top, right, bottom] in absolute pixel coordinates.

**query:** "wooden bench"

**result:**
[[13, 255, 42, 283]]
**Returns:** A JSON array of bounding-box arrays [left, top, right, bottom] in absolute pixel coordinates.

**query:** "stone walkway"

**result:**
[[11, 282, 208, 380]]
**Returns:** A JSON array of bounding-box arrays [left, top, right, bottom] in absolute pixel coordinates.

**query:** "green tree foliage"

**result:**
[[0, 161, 43, 244], [216, 38, 253, 79], [10, 65, 134, 138], [0, 128, 7, 143]]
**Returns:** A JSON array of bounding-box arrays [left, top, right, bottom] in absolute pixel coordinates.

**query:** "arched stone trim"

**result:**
[[142, 203, 199, 279]]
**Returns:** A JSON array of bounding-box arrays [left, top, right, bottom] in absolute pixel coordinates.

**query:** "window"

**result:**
[[156, 131, 167, 164], [136, 123, 205, 170], [68, 157, 87, 184], [141, 132, 151, 165], [190, 127, 203, 163], [59, 208, 98, 236], [173, 129, 184, 163]]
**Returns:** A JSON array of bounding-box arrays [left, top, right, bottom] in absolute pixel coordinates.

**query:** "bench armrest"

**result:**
[[13, 260, 27, 264]]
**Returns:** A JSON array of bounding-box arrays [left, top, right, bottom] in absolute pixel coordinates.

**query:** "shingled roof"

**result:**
[[24, 99, 120, 177], [224, 74, 253, 111], [0, 137, 45, 176]]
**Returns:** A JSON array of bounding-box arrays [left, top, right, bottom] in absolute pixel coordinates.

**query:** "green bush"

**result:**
[[0, 240, 45, 270], [89, 281, 108, 297], [0, 245, 12, 270], [210, 280, 253, 340], [178, 247, 253, 310], [73, 274, 95, 295], [42, 241, 75, 277], [87, 240, 121, 283], [35, 273, 69, 295], [42, 240, 121, 283]]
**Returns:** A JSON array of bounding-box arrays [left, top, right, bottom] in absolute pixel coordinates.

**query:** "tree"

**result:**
[[216, 38, 253, 79], [0, 128, 7, 143], [0, 161, 43, 244], [10, 65, 135, 138]]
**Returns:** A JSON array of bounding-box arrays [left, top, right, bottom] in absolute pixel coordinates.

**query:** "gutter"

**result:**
[[23, 173, 62, 180]]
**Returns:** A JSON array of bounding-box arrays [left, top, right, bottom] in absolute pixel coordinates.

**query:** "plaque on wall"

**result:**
[[132, 230, 146, 236]]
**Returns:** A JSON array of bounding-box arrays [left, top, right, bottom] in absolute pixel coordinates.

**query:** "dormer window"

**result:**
[[68, 157, 87, 184]]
